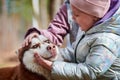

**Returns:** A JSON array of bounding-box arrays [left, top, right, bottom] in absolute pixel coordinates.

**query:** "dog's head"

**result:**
[[18, 35, 59, 75], [24, 35, 59, 61]]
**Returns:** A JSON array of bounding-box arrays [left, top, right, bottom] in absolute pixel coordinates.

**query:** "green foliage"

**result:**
[[46, 0, 51, 14], [46, 0, 53, 20], [20, 0, 33, 22], [8, 0, 33, 22]]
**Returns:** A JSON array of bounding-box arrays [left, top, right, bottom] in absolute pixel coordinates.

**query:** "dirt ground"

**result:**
[[0, 50, 19, 68]]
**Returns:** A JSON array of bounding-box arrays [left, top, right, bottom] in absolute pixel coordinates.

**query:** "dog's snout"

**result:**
[[47, 44, 55, 50]]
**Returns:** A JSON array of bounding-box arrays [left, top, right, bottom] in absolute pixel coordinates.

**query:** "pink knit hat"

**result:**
[[70, 0, 111, 18]]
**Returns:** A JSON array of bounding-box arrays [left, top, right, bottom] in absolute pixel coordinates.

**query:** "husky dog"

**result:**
[[0, 35, 59, 80]]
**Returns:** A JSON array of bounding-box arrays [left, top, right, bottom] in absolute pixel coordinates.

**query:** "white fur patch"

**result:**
[[23, 35, 59, 79]]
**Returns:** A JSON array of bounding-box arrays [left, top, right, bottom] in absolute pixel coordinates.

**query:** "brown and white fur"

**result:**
[[0, 35, 59, 80]]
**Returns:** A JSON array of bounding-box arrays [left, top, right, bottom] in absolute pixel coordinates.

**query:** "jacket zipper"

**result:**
[[74, 34, 85, 63]]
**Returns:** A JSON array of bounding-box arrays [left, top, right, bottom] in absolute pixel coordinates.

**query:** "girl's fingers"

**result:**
[[34, 53, 43, 65], [28, 33, 39, 44], [22, 32, 39, 48]]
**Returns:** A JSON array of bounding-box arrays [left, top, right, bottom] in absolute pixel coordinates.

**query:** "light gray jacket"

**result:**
[[51, 1, 120, 80]]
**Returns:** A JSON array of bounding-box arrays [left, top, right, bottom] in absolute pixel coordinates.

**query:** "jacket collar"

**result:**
[[86, 7, 120, 36]]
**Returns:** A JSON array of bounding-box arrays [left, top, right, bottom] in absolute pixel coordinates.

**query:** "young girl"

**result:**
[[21, 0, 120, 79]]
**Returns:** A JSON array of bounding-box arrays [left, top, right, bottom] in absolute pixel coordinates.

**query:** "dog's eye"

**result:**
[[44, 40, 51, 43], [31, 43, 40, 49]]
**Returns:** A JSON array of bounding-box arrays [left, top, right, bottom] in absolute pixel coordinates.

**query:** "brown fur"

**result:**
[[0, 46, 47, 80], [0, 65, 47, 80]]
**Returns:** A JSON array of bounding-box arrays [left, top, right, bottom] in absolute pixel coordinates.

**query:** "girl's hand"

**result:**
[[34, 53, 53, 71], [22, 32, 39, 47]]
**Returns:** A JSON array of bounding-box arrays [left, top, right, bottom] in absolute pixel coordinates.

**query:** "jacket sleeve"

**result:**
[[51, 37, 118, 80], [25, 3, 70, 46]]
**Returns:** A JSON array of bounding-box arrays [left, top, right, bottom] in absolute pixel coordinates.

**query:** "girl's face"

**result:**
[[71, 5, 99, 31]]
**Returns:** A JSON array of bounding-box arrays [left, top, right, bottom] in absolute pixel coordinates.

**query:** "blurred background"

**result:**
[[0, 0, 64, 67]]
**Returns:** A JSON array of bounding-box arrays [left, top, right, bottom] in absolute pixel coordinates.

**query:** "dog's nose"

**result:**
[[47, 44, 55, 50]]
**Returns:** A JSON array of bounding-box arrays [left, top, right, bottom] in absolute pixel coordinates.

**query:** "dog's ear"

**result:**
[[17, 45, 30, 63]]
